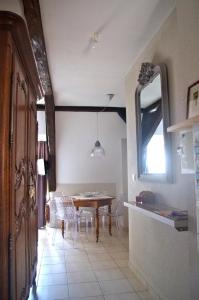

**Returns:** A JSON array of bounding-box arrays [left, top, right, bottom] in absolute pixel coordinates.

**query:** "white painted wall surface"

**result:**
[[125, 0, 199, 299], [37, 111, 46, 140], [0, 0, 23, 16], [56, 111, 126, 194], [37, 111, 46, 133]]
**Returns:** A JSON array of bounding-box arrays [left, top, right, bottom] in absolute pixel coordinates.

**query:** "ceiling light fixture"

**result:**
[[90, 112, 105, 158], [90, 94, 114, 158], [91, 32, 99, 49]]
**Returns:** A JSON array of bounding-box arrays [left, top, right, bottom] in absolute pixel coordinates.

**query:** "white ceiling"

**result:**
[[39, 0, 175, 107]]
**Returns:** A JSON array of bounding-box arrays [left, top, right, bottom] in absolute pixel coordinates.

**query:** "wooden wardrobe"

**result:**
[[0, 12, 42, 300]]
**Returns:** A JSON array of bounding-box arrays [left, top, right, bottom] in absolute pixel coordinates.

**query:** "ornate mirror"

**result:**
[[135, 63, 172, 181]]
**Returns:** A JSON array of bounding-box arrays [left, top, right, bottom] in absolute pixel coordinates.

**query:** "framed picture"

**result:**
[[187, 80, 199, 118]]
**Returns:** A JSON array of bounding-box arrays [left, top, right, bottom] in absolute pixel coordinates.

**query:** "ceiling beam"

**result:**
[[22, 0, 56, 191], [37, 105, 126, 122]]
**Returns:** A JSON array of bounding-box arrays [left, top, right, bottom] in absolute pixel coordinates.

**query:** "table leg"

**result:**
[[76, 206, 79, 231], [96, 208, 99, 242], [108, 205, 112, 236]]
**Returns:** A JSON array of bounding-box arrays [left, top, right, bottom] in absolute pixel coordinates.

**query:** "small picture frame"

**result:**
[[187, 80, 199, 118]]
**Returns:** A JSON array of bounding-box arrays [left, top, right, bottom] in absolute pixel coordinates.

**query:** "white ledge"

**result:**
[[124, 201, 188, 231]]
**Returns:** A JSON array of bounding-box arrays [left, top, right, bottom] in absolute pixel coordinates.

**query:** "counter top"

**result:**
[[124, 201, 188, 231]]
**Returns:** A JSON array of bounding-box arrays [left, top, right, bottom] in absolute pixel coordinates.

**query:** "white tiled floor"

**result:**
[[28, 225, 155, 300]]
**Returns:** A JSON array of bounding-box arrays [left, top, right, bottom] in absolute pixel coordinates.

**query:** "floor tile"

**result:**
[[120, 267, 135, 279], [91, 260, 118, 271], [66, 253, 89, 263], [38, 273, 68, 286], [68, 282, 102, 298], [114, 259, 129, 267], [104, 293, 140, 300], [88, 253, 112, 262], [64, 248, 87, 256], [99, 279, 134, 295], [43, 248, 65, 257], [42, 256, 66, 265], [110, 252, 129, 260], [137, 291, 156, 300], [105, 246, 127, 253], [128, 276, 147, 292], [67, 270, 96, 283], [86, 247, 107, 254], [103, 239, 122, 245], [32, 285, 69, 300], [84, 244, 104, 250], [40, 263, 66, 275], [68, 297, 104, 300], [119, 267, 147, 292], [66, 261, 92, 272], [94, 268, 124, 281], [29, 227, 133, 300]]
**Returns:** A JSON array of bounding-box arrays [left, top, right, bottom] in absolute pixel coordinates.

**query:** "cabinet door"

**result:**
[[27, 89, 38, 285], [10, 51, 29, 300], [0, 31, 13, 300]]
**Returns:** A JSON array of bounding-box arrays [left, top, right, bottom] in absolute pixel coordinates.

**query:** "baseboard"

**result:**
[[129, 261, 167, 300]]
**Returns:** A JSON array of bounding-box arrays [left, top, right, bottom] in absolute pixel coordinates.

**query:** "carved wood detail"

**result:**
[[22, 0, 52, 95], [0, 12, 40, 299], [22, 1, 57, 190], [15, 159, 26, 190], [138, 62, 155, 86], [28, 160, 37, 210], [0, 11, 43, 99], [15, 202, 26, 237]]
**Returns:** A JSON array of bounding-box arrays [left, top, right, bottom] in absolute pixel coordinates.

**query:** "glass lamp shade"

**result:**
[[90, 140, 105, 158]]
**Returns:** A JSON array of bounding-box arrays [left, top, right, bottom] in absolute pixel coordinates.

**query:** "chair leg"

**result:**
[[116, 216, 122, 236], [61, 220, 65, 238], [52, 219, 58, 245]]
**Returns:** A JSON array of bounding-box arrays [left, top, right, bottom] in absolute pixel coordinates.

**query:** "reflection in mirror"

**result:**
[[135, 63, 172, 181]]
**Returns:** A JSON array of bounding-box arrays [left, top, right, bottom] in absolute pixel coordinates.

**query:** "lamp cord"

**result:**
[[96, 94, 114, 141], [97, 112, 99, 140]]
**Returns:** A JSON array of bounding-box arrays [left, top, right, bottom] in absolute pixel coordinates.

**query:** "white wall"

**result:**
[[125, 0, 199, 299], [55, 111, 126, 194], [37, 111, 46, 141], [0, 0, 23, 16]]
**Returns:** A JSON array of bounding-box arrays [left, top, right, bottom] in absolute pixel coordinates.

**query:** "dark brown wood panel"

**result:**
[[0, 30, 13, 300], [22, 1, 57, 190], [0, 12, 41, 300], [45, 95, 56, 191], [27, 89, 38, 286], [11, 48, 29, 300], [22, 0, 52, 95], [0, 12, 42, 99]]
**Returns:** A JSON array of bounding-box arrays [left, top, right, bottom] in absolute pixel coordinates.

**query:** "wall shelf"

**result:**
[[124, 201, 188, 231], [167, 115, 199, 132]]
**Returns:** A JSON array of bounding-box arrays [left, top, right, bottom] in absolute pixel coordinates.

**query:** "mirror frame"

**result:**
[[135, 62, 172, 182]]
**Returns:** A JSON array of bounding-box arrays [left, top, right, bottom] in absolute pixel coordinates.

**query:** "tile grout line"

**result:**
[[33, 228, 141, 300]]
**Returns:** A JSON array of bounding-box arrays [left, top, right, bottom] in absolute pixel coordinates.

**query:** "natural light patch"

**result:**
[[146, 122, 166, 174], [37, 97, 45, 104], [38, 134, 46, 141], [37, 159, 45, 175]]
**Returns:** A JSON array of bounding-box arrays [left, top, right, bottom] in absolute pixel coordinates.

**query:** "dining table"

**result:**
[[72, 195, 115, 242]]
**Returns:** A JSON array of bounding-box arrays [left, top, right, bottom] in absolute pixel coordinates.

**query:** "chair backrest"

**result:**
[[54, 195, 77, 221], [54, 196, 65, 219], [114, 194, 126, 216], [63, 196, 76, 220]]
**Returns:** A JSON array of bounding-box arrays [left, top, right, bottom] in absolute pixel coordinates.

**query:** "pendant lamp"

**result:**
[[90, 112, 105, 158]]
